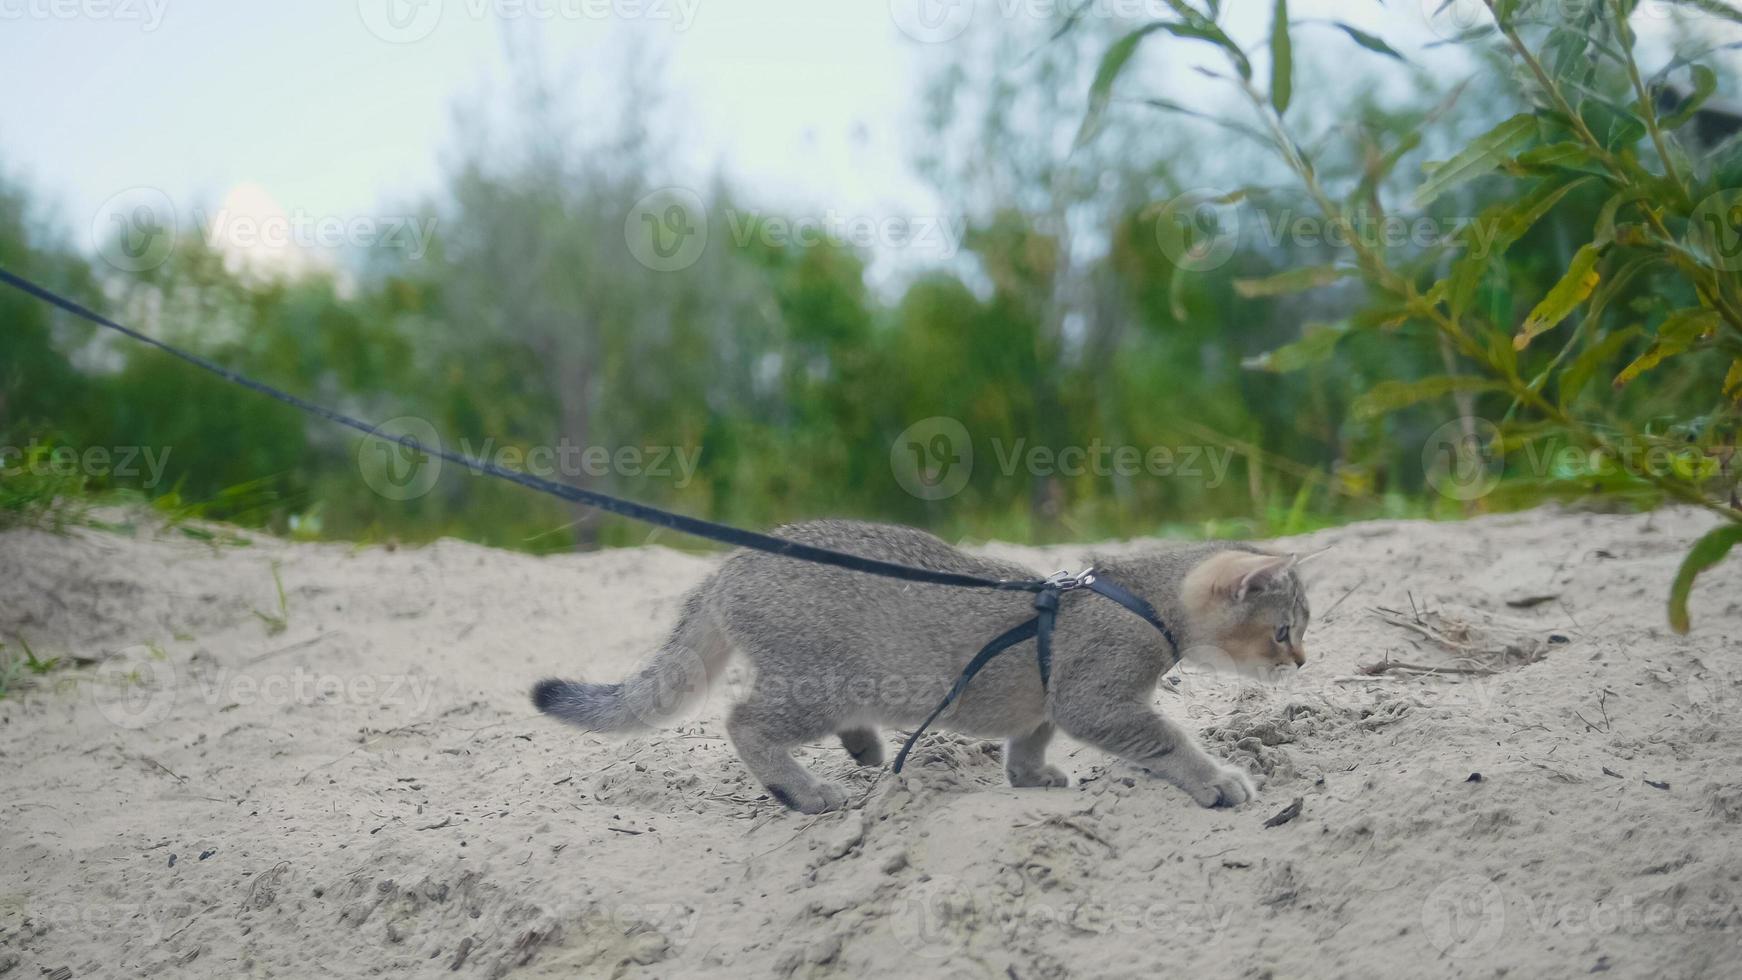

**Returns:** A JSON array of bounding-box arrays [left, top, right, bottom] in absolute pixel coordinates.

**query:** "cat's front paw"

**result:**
[[1187, 764, 1256, 808], [769, 780, 849, 814], [1008, 764, 1070, 789]]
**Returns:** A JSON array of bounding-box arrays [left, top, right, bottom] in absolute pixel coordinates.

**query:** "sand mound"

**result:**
[[2, 506, 1739, 977]]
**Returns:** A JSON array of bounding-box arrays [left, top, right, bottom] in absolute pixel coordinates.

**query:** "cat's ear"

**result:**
[[1232, 552, 1295, 600], [1189, 550, 1295, 604]]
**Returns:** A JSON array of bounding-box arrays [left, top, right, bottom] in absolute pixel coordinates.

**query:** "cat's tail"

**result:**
[[531, 584, 732, 733]]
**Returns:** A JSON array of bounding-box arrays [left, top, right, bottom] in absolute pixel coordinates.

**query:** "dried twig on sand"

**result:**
[[1368, 604, 1550, 671], [1357, 657, 1497, 677]]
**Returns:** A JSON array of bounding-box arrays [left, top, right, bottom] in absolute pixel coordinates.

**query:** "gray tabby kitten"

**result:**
[[533, 520, 1309, 814]]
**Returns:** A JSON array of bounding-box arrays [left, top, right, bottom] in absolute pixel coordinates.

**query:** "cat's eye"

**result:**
[[1274, 624, 1290, 644]]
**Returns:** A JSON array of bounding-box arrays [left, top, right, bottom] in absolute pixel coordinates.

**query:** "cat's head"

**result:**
[[1179, 547, 1312, 677]]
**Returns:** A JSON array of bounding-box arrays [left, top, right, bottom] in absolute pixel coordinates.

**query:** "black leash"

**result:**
[[0, 265, 1178, 768], [891, 569, 1178, 772]]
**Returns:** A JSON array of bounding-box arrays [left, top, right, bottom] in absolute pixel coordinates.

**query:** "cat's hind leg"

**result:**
[[838, 726, 885, 767], [728, 699, 848, 814], [1005, 721, 1069, 788]]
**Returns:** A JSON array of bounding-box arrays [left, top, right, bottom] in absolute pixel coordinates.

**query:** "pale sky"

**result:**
[[0, 0, 1730, 277]]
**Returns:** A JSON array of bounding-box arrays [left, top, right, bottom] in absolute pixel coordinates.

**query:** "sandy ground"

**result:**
[[1, 505, 1740, 979]]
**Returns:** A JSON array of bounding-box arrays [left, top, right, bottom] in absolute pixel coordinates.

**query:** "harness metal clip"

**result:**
[[1042, 567, 1097, 592]]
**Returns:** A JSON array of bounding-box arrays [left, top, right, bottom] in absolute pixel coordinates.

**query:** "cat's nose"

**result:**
[[1289, 645, 1306, 668]]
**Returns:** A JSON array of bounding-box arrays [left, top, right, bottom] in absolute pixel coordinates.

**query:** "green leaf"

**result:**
[[1160, 0, 1253, 78], [1582, 252, 1655, 329], [1668, 522, 1742, 634], [1514, 243, 1604, 349], [1241, 322, 1344, 372], [1664, 0, 1742, 28], [1169, 261, 1191, 322], [1270, 0, 1292, 114], [1349, 304, 1412, 330], [1513, 142, 1605, 175], [1448, 176, 1596, 317], [1078, 19, 1253, 147], [1132, 98, 1272, 147], [1424, 25, 1496, 48], [1662, 64, 1718, 130], [1725, 356, 1742, 403], [1233, 264, 1350, 298], [1613, 309, 1720, 387], [1592, 189, 1647, 248], [1325, 22, 1408, 63], [1079, 24, 1167, 148], [1559, 326, 1642, 407], [1350, 376, 1505, 420], [1414, 113, 1539, 208]]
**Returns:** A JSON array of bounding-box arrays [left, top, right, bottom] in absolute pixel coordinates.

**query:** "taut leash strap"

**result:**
[[0, 265, 1184, 771]]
